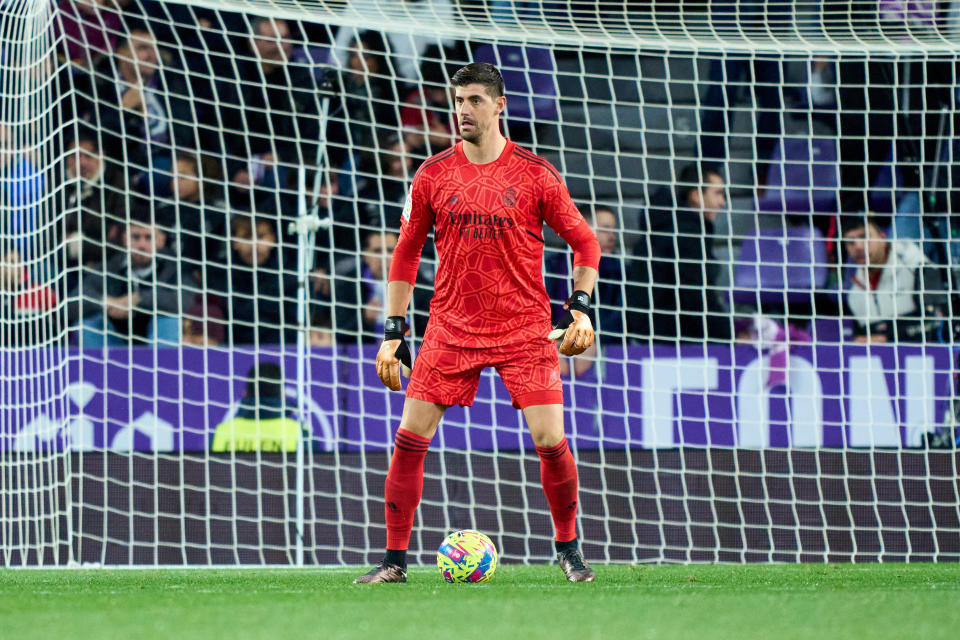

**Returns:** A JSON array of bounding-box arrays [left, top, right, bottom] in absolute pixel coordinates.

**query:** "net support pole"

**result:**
[[291, 95, 331, 566]]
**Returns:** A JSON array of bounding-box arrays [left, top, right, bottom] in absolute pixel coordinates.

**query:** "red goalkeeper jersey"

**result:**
[[389, 139, 600, 348]]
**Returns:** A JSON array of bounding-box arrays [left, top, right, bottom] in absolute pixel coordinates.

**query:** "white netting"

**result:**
[[1, 1, 959, 566]]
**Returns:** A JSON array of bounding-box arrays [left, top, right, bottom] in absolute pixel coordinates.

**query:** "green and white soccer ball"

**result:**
[[437, 530, 498, 583]]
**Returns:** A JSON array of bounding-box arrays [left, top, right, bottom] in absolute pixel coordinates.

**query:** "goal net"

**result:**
[[3, 0, 960, 566]]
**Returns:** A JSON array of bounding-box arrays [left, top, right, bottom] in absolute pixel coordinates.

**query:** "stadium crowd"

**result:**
[[18, 0, 957, 350]]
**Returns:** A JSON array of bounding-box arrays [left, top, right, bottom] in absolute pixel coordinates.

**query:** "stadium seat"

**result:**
[[732, 225, 828, 305], [474, 43, 558, 123], [757, 137, 840, 214]]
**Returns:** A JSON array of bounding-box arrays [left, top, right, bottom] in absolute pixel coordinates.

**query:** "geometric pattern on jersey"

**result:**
[[393, 139, 587, 349]]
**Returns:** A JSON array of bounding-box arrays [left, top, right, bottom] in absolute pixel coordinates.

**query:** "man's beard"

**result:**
[[461, 123, 482, 143]]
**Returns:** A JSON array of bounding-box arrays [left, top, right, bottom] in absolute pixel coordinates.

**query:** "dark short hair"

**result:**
[[677, 163, 723, 205], [117, 27, 154, 54], [231, 214, 275, 240], [839, 213, 886, 238], [71, 123, 100, 151], [251, 16, 288, 35], [245, 362, 283, 399], [451, 62, 504, 98]]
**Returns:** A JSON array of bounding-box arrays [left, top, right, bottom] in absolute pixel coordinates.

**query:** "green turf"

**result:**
[[2, 564, 958, 640]]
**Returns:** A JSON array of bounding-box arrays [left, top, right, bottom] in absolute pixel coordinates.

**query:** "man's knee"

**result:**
[[398, 397, 448, 440], [523, 404, 565, 448]]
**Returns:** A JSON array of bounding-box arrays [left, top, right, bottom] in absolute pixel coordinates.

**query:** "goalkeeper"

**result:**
[[355, 62, 600, 584]]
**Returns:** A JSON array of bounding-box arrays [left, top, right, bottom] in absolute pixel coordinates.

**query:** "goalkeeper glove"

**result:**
[[548, 290, 595, 357], [377, 316, 412, 391]]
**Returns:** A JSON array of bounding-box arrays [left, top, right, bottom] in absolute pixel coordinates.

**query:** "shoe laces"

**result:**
[[560, 549, 587, 571]]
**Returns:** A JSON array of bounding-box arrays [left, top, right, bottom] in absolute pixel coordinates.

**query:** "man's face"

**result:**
[[384, 141, 409, 178], [688, 174, 726, 222], [426, 86, 449, 106], [173, 159, 200, 201], [363, 232, 397, 279], [454, 83, 505, 144], [317, 173, 338, 210], [68, 140, 102, 181], [844, 224, 888, 267], [233, 222, 276, 267], [121, 30, 158, 80], [252, 20, 292, 64], [126, 223, 164, 267], [593, 209, 618, 254]]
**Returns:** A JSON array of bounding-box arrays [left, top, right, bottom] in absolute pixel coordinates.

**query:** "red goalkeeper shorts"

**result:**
[[406, 332, 563, 409]]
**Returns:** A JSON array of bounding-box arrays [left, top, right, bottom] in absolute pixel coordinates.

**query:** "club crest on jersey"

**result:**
[[447, 194, 459, 206], [401, 193, 413, 222], [502, 187, 517, 208]]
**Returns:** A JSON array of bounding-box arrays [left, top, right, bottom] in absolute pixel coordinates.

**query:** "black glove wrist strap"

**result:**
[[566, 290, 591, 314], [384, 316, 408, 341]]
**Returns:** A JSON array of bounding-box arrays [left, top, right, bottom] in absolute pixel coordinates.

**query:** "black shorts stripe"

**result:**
[[512, 148, 563, 184]]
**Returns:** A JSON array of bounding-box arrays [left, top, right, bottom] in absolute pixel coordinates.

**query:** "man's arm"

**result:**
[[386, 280, 415, 318], [538, 169, 601, 356], [376, 175, 433, 390], [570, 265, 598, 302]]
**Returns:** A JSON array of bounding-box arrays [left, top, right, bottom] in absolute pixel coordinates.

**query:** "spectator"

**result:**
[[327, 230, 432, 343], [208, 215, 296, 346], [359, 231, 396, 336], [158, 155, 228, 283], [71, 202, 189, 347], [546, 205, 628, 342], [840, 215, 948, 343], [97, 28, 196, 170], [585, 206, 629, 340], [1, 124, 45, 273], [62, 129, 123, 277], [309, 310, 335, 347], [224, 17, 321, 206], [313, 169, 366, 258], [632, 164, 733, 343], [182, 297, 226, 347], [401, 56, 455, 157], [328, 30, 400, 182], [0, 248, 58, 346], [56, 0, 123, 67], [356, 135, 411, 232], [211, 362, 301, 452], [332, 2, 456, 80]]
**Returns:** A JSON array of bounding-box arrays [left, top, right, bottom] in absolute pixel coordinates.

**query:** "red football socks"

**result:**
[[384, 428, 431, 551], [536, 437, 579, 542]]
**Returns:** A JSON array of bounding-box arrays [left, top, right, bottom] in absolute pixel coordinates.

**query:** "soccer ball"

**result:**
[[437, 530, 498, 583]]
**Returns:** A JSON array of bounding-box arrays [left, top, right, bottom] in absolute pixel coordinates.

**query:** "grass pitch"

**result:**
[[2, 564, 958, 640]]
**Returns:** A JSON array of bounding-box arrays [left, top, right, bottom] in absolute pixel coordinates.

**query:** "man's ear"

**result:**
[[689, 189, 702, 209], [496, 95, 507, 117]]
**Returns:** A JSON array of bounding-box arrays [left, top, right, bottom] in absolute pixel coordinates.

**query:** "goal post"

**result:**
[[1, 0, 959, 566]]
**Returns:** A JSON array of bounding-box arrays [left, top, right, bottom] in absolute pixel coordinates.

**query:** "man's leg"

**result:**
[[355, 397, 447, 583], [523, 403, 594, 582], [524, 404, 579, 543]]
